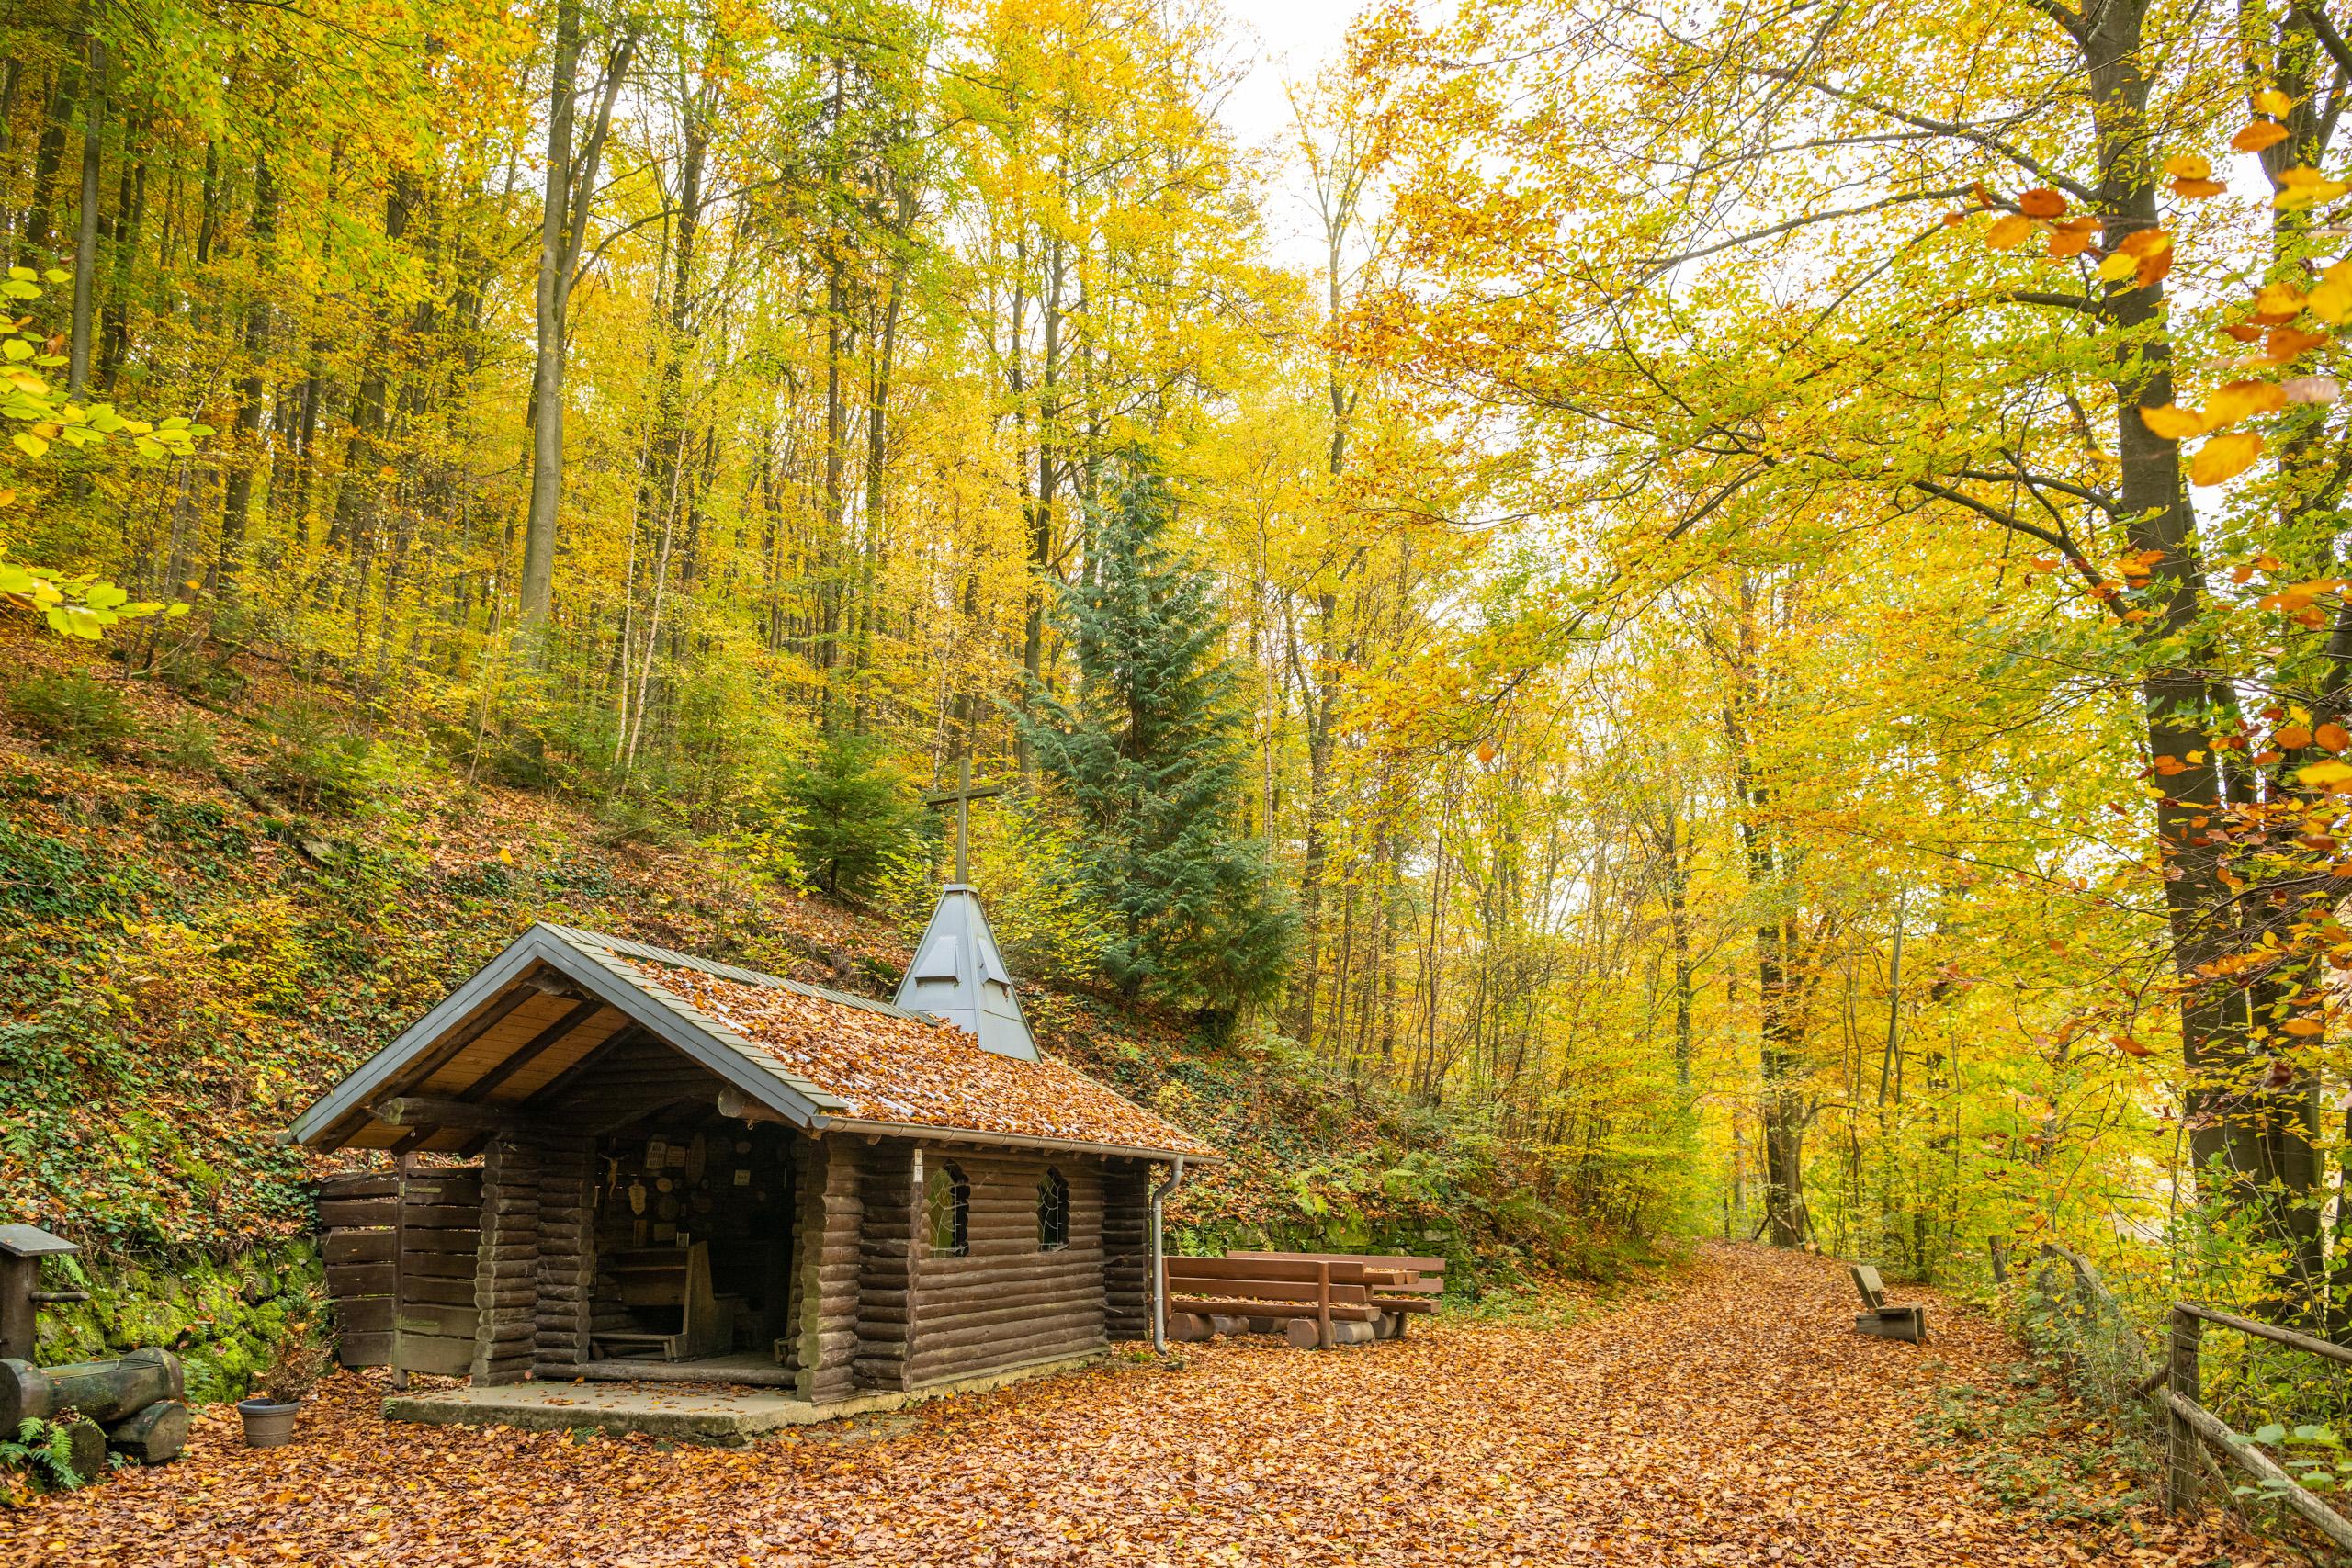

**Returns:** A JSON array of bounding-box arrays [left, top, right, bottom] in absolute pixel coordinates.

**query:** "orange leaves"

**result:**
[[2207, 379, 2286, 424], [2190, 431, 2264, 485], [2234, 119, 2290, 153], [2322, 721, 2352, 752], [2165, 154, 2224, 199], [1984, 214, 2035, 251], [2016, 186, 2066, 219]]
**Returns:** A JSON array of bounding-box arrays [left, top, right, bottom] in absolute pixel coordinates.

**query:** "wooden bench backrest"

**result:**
[[1166, 1257, 1338, 1287], [1851, 1264, 1887, 1311], [1227, 1251, 1446, 1292]]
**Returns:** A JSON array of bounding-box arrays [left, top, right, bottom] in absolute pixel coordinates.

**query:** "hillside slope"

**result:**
[[0, 632, 1540, 1379]]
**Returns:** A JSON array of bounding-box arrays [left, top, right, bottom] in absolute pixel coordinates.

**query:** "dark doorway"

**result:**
[[587, 1109, 795, 1370]]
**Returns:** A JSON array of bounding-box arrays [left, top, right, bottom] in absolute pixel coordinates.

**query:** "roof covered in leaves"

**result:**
[[286, 922, 1214, 1161]]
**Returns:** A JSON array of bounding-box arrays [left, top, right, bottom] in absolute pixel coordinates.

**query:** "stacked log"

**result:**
[[530, 1136, 596, 1379], [472, 1136, 542, 1386], [0, 1348, 189, 1466], [854, 1145, 919, 1393], [1102, 1159, 1150, 1341], [791, 1138, 862, 1404]]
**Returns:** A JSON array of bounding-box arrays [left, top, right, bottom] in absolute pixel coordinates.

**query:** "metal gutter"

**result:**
[[813, 1116, 1216, 1166], [1148, 1156, 1190, 1353]]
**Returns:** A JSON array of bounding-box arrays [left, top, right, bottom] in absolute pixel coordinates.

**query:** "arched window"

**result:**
[[1036, 1167, 1069, 1252], [927, 1160, 969, 1257]]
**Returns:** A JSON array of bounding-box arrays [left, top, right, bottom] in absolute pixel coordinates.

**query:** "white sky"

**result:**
[[1218, 0, 1372, 274]]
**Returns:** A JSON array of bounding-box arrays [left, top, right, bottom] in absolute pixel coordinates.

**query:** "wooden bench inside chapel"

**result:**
[[590, 1242, 732, 1362]]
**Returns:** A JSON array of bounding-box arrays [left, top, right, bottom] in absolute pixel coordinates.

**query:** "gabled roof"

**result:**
[[894, 885, 1037, 1061], [284, 923, 1214, 1162]]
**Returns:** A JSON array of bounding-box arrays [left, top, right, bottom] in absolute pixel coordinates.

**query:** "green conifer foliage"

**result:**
[[1020, 460, 1295, 1016]]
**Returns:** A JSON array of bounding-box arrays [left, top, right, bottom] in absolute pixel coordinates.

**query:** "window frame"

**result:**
[[1036, 1165, 1070, 1252], [926, 1159, 970, 1257]]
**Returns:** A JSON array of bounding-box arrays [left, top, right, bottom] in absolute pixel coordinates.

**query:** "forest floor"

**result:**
[[0, 1245, 2292, 1566]]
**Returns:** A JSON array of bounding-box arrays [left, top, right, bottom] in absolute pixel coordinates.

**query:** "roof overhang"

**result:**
[[284, 924, 850, 1150]]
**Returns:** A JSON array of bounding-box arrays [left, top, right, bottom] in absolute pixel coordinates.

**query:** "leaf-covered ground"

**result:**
[[1, 1246, 2291, 1565]]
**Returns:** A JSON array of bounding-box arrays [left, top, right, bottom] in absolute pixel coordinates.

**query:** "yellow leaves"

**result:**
[[2276, 166, 2352, 209], [2165, 154, 2211, 181], [2298, 759, 2352, 786], [2189, 430, 2263, 486], [2206, 379, 2285, 425], [2310, 260, 2352, 323], [2140, 403, 2205, 440], [2256, 87, 2296, 117], [2254, 281, 2307, 321], [2283, 1016, 2328, 1036]]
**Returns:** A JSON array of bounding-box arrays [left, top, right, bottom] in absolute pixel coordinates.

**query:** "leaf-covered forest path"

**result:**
[[1, 1245, 2285, 1566]]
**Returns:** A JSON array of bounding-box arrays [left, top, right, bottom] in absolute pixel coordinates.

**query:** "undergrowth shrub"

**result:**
[[254, 699, 372, 812], [6, 672, 138, 758]]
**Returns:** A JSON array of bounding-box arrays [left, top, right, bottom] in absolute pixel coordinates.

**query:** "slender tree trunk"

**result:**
[[66, 34, 101, 397]]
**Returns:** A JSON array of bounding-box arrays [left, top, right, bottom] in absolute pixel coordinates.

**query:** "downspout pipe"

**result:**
[[1148, 1155, 1188, 1353]]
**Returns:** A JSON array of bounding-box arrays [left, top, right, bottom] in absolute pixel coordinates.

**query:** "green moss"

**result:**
[[32, 1241, 322, 1405]]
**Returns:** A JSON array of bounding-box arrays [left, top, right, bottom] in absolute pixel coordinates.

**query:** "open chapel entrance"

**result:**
[[586, 1106, 796, 1374]]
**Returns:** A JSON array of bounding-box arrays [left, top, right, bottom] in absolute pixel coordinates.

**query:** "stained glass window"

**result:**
[[1036, 1167, 1069, 1251], [927, 1160, 969, 1256]]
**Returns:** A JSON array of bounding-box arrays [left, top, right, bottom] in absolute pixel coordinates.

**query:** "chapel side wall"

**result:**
[[907, 1152, 1105, 1387]]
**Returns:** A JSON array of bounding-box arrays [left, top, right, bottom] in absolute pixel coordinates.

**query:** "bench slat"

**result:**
[[1170, 1296, 1381, 1323]]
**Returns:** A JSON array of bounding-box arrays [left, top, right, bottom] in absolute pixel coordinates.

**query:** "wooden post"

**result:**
[[1316, 1261, 1332, 1351], [2166, 1304, 2202, 1515]]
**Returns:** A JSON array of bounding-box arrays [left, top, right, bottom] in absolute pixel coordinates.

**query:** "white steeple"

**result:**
[[897, 759, 1038, 1060], [896, 884, 1037, 1061]]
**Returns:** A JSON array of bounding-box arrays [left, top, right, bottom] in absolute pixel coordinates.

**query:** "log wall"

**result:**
[[529, 1135, 597, 1378], [470, 1138, 539, 1385], [854, 1144, 921, 1393], [1102, 1158, 1151, 1341], [391, 1166, 484, 1377], [790, 1137, 863, 1403], [905, 1151, 1107, 1387], [318, 1172, 400, 1368]]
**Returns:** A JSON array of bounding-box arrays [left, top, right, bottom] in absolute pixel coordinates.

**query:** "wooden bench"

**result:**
[[1230, 1251, 1447, 1339], [1163, 1257, 1385, 1349], [591, 1242, 729, 1361], [1851, 1264, 1927, 1344]]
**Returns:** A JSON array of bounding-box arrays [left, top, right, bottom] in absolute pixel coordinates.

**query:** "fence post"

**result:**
[[2166, 1305, 2202, 1515]]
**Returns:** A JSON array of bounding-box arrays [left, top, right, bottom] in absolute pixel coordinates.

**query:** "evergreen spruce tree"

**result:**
[[1020, 460, 1295, 1015]]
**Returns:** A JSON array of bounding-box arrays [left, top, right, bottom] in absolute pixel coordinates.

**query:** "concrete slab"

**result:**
[[384, 1349, 1113, 1445]]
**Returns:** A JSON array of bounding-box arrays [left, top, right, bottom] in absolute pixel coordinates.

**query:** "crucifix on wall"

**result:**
[[922, 757, 1003, 886]]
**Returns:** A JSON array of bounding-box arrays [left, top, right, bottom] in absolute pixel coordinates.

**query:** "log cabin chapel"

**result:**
[[283, 870, 1214, 1407]]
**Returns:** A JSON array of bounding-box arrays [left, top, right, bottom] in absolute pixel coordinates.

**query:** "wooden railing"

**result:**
[[2166, 1303, 2352, 1551]]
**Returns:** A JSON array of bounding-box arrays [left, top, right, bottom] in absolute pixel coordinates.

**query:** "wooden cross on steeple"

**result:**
[[922, 757, 1003, 886]]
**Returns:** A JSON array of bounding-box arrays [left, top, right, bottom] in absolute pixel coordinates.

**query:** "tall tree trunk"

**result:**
[[65, 33, 101, 397], [519, 0, 582, 642], [211, 152, 277, 599]]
